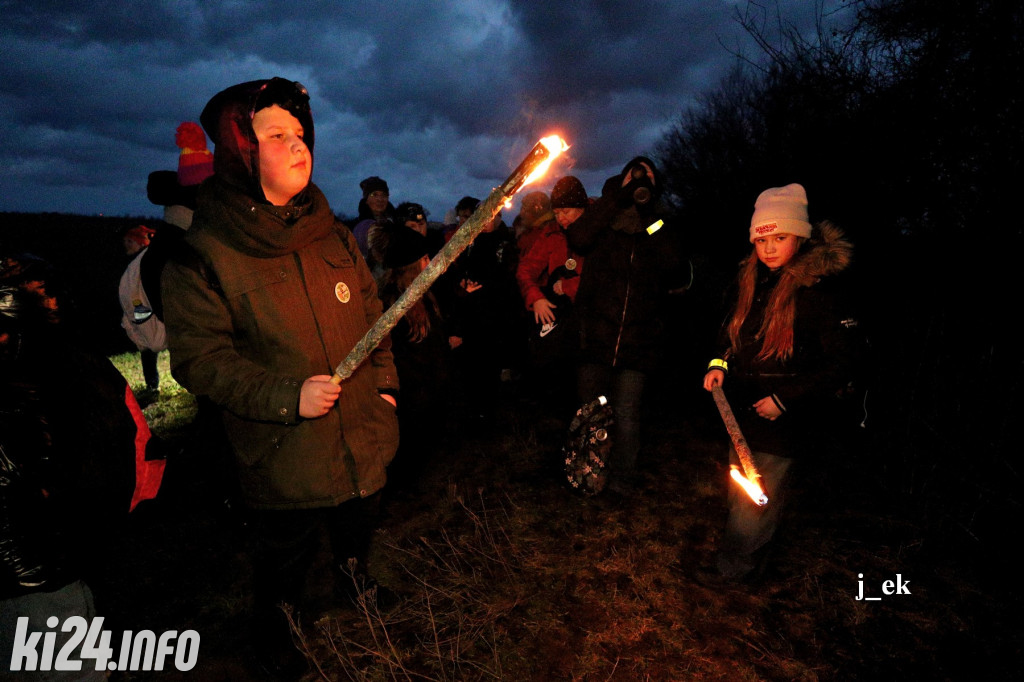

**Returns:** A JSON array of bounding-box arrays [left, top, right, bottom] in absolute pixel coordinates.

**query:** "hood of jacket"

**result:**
[[783, 220, 852, 287], [619, 155, 663, 186], [200, 78, 315, 205], [618, 155, 664, 204], [591, 156, 667, 233]]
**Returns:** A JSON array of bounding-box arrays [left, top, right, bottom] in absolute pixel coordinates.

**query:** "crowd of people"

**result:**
[[2, 76, 860, 679]]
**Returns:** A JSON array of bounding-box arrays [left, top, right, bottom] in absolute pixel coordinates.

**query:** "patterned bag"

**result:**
[[564, 396, 614, 495]]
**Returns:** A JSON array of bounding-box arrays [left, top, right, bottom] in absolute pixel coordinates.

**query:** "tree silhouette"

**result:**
[[657, 0, 1024, 573]]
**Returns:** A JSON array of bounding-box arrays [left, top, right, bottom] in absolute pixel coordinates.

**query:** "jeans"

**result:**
[[577, 363, 646, 473], [717, 448, 793, 579]]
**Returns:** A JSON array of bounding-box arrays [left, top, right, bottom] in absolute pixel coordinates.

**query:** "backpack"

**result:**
[[119, 248, 167, 352]]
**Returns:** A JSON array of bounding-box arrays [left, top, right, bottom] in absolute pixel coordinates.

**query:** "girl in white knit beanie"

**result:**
[[701, 183, 855, 582]]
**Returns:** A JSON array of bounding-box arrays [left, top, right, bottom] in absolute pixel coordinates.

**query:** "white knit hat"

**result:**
[[749, 183, 811, 242]]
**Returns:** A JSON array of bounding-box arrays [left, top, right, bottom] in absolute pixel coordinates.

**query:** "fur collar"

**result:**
[[731, 220, 853, 364], [784, 220, 852, 287]]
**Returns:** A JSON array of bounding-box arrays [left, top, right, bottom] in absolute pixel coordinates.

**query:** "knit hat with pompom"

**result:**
[[174, 122, 214, 187]]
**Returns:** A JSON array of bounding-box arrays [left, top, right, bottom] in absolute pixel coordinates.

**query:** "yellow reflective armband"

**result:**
[[707, 358, 728, 372]]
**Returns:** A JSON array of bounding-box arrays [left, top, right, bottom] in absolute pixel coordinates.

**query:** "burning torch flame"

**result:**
[[710, 385, 769, 508], [730, 466, 768, 507], [503, 135, 569, 209], [329, 133, 570, 385], [522, 135, 569, 188]]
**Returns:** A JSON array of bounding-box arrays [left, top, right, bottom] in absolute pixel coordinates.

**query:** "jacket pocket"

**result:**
[[369, 394, 400, 466], [223, 414, 295, 468], [219, 265, 289, 298], [320, 235, 357, 269]]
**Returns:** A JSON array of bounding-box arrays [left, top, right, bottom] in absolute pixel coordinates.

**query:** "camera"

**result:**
[[626, 165, 654, 206]]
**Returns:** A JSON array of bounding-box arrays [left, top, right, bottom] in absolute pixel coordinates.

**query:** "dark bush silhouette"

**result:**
[[657, 0, 1024, 578]]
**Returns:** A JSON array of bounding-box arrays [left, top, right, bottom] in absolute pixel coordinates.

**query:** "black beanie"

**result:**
[[551, 176, 588, 209], [360, 176, 389, 198]]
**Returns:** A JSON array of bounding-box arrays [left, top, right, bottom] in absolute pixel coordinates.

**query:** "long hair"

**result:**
[[726, 222, 852, 364], [726, 238, 806, 364]]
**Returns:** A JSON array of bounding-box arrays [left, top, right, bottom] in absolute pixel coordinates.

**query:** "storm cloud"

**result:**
[[0, 0, 850, 220]]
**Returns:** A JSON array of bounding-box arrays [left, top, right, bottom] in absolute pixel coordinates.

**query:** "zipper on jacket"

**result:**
[[611, 241, 636, 366]]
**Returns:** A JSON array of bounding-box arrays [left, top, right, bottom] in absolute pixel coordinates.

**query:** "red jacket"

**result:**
[[515, 220, 583, 308], [516, 224, 544, 260]]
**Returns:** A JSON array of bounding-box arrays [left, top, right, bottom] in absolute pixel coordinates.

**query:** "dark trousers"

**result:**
[[140, 349, 160, 389], [249, 493, 381, 628], [577, 363, 646, 473]]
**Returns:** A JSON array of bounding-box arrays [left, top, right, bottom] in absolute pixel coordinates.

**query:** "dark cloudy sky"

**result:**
[[0, 1, 851, 221]]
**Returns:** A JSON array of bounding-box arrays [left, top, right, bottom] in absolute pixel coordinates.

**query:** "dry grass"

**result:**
[[276, 405, 992, 681], [100, 385, 1019, 680], [315, 399, 1017, 680]]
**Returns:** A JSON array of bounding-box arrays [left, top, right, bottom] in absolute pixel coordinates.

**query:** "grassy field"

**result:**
[[9, 212, 1017, 679], [96, 369, 1017, 681], [109, 350, 197, 437]]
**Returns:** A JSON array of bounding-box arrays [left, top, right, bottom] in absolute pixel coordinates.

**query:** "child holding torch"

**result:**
[[162, 78, 399, 676], [702, 183, 855, 582]]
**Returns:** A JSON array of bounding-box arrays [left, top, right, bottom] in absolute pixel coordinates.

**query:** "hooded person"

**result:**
[[160, 77, 400, 675], [566, 156, 692, 489]]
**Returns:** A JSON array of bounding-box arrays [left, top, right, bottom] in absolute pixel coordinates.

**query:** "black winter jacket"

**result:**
[[567, 159, 690, 373], [712, 222, 857, 458], [1, 339, 153, 599]]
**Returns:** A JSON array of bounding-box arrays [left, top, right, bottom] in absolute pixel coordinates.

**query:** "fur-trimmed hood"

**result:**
[[729, 219, 853, 364], [780, 220, 852, 287]]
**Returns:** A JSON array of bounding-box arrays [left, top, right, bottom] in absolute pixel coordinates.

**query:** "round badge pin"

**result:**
[[335, 282, 351, 303], [565, 258, 577, 271]]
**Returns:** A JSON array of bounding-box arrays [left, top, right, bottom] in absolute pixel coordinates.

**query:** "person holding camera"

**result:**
[[566, 156, 690, 491]]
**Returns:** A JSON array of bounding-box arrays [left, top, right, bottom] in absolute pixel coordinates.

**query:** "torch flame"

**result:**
[[330, 132, 571, 386], [730, 466, 768, 506], [521, 135, 569, 190]]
